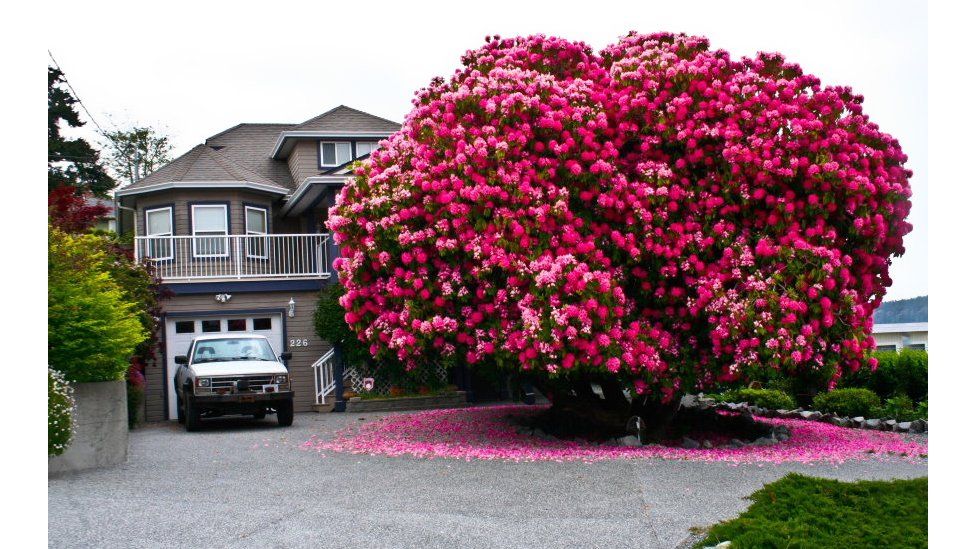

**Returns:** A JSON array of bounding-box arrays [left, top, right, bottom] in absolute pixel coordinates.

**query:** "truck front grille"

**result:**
[[208, 375, 276, 393]]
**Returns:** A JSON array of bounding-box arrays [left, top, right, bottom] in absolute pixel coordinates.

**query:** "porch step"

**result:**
[[313, 396, 336, 413]]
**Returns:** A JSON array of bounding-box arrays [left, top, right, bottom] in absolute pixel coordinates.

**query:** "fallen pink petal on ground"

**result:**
[[302, 405, 928, 464]]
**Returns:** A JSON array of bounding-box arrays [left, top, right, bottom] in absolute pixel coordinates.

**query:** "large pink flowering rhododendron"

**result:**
[[328, 33, 912, 402]]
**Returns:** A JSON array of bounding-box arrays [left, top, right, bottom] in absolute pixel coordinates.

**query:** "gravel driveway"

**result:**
[[48, 410, 927, 549]]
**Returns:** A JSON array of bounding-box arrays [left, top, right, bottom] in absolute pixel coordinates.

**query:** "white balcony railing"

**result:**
[[134, 233, 331, 281]]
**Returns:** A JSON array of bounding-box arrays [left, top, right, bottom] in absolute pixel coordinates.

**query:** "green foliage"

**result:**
[[48, 367, 74, 456], [871, 395, 926, 422], [48, 66, 115, 196], [48, 229, 147, 382], [812, 388, 881, 418], [721, 388, 796, 410], [127, 384, 145, 428], [839, 349, 927, 402], [100, 126, 173, 186], [696, 473, 927, 548], [314, 284, 369, 366]]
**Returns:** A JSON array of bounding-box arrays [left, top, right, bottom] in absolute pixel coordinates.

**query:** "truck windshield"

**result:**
[[191, 338, 277, 363]]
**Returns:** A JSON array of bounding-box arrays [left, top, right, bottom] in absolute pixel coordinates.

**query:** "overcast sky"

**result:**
[[48, 0, 927, 301]]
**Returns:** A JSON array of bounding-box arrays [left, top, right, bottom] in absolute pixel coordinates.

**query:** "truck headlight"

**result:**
[[274, 375, 289, 385], [196, 378, 211, 387]]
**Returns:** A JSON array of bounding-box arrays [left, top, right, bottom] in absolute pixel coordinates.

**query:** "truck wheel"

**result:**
[[176, 395, 186, 424], [184, 394, 201, 432], [277, 401, 294, 427]]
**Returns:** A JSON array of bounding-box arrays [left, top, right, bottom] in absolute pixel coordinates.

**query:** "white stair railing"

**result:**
[[311, 348, 337, 405]]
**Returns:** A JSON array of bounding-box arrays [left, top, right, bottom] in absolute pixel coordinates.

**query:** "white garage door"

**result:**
[[164, 314, 283, 420]]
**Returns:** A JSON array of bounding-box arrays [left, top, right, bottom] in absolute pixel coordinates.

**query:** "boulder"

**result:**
[[864, 418, 882, 429], [727, 439, 746, 449], [829, 417, 851, 428], [681, 437, 700, 449], [909, 419, 928, 434], [775, 409, 790, 417], [799, 410, 823, 421], [618, 435, 641, 447], [852, 416, 866, 428], [896, 422, 912, 433], [883, 419, 898, 431], [702, 440, 714, 449], [705, 542, 732, 549], [751, 436, 777, 446]]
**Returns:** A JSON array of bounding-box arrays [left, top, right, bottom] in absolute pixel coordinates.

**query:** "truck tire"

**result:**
[[176, 395, 186, 424], [184, 394, 201, 432], [277, 401, 294, 427]]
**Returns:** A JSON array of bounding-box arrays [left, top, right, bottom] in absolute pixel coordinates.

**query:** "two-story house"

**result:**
[[116, 105, 401, 422]]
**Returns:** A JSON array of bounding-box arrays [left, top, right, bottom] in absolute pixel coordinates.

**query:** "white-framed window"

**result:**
[[319, 141, 352, 168], [144, 206, 173, 260], [191, 204, 229, 257], [355, 141, 379, 158], [244, 205, 269, 259]]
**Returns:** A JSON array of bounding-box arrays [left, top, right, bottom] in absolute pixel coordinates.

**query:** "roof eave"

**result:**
[[115, 180, 290, 198], [269, 131, 396, 159]]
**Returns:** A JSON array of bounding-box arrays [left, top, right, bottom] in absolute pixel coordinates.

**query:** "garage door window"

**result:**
[[175, 321, 195, 334], [252, 317, 272, 330], [227, 319, 247, 331], [201, 319, 221, 333]]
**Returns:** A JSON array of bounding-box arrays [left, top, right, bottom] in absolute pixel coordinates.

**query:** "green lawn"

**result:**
[[697, 473, 927, 548]]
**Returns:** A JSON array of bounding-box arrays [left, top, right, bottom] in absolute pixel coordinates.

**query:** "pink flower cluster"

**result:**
[[328, 33, 913, 397], [306, 405, 927, 464]]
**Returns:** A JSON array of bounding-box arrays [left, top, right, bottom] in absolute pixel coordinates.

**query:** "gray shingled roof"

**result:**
[[120, 144, 287, 191], [115, 105, 402, 195], [293, 105, 401, 132]]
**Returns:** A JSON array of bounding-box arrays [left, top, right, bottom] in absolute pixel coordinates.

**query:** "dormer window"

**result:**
[[356, 141, 379, 158], [319, 141, 352, 168]]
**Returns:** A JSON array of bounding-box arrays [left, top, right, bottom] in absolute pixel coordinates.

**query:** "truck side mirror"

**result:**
[[279, 352, 292, 361], [175, 355, 188, 365]]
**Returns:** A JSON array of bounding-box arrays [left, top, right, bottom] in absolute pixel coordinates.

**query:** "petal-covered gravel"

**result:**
[[304, 405, 927, 464]]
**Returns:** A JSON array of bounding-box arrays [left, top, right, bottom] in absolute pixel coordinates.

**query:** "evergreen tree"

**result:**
[[48, 66, 115, 197]]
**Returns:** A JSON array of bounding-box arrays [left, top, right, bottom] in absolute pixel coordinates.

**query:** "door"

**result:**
[[164, 314, 284, 420]]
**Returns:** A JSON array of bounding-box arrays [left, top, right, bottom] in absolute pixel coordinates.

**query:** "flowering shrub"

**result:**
[[49, 367, 74, 456], [329, 33, 913, 401]]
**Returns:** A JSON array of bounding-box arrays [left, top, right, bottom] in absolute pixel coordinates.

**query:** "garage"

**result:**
[[163, 313, 284, 420]]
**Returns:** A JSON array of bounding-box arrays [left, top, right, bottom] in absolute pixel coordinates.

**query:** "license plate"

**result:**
[[262, 384, 278, 393], [239, 395, 256, 402]]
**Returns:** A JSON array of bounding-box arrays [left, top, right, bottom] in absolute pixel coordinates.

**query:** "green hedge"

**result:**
[[48, 229, 147, 382], [840, 349, 927, 402], [722, 388, 796, 410], [812, 388, 881, 418], [49, 367, 74, 456]]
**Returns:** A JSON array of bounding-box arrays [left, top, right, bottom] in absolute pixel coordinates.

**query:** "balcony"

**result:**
[[134, 234, 331, 282]]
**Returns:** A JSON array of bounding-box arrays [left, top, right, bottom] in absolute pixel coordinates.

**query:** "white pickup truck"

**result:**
[[174, 333, 294, 431]]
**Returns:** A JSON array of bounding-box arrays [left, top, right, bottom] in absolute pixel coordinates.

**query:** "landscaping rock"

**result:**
[[909, 419, 928, 433], [681, 437, 700, 449], [799, 410, 823, 421], [883, 419, 898, 431], [830, 417, 851, 428], [896, 422, 912, 433], [618, 435, 641, 447], [705, 542, 732, 549], [864, 418, 882, 430], [775, 409, 790, 417], [852, 416, 866, 427], [702, 440, 713, 449], [751, 436, 777, 446], [680, 394, 698, 408], [727, 439, 746, 448]]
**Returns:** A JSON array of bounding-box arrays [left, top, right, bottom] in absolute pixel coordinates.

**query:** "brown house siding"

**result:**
[[134, 189, 279, 237], [145, 288, 330, 422], [287, 141, 321, 185]]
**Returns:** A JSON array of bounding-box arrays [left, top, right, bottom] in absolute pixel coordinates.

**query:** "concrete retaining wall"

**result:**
[[49, 380, 128, 476], [345, 391, 468, 413]]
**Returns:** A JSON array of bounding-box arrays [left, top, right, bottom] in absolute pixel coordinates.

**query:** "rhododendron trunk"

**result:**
[[328, 33, 913, 416]]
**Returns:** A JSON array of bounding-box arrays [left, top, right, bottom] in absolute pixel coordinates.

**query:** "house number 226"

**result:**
[[289, 338, 309, 348]]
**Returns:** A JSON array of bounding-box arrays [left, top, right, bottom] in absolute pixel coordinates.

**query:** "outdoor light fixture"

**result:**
[[215, 293, 232, 303], [288, 298, 296, 318]]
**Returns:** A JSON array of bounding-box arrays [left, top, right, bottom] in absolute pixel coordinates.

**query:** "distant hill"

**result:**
[[873, 295, 927, 324]]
